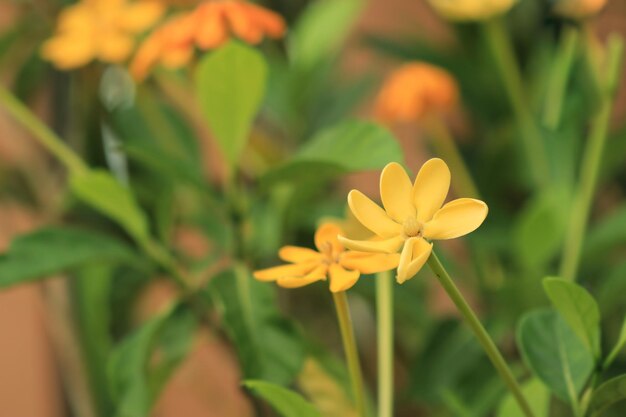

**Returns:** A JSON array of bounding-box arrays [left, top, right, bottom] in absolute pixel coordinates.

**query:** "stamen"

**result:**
[[403, 217, 423, 238]]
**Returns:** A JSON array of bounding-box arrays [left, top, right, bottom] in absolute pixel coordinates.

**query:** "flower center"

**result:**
[[321, 242, 341, 264], [403, 217, 423, 238]]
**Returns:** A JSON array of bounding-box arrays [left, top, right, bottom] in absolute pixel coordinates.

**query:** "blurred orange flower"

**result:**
[[130, 0, 286, 80], [253, 223, 399, 293], [553, 0, 607, 19], [42, 0, 165, 69], [375, 62, 459, 124]]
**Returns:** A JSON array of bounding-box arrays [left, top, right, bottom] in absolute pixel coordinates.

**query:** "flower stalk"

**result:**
[[482, 17, 550, 189], [376, 270, 394, 417], [426, 250, 535, 417], [559, 34, 624, 281], [332, 291, 368, 417]]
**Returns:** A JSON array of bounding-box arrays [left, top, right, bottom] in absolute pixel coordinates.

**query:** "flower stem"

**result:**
[[559, 35, 624, 282], [376, 271, 393, 417], [426, 116, 480, 199], [481, 17, 550, 189], [0, 85, 87, 176], [332, 291, 367, 417], [426, 251, 535, 417], [543, 25, 579, 129]]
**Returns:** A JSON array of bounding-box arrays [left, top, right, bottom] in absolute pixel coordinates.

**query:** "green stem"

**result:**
[[426, 251, 535, 417], [376, 271, 393, 417], [482, 18, 550, 189], [559, 35, 624, 282], [332, 291, 367, 417], [543, 25, 579, 129], [426, 116, 480, 199], [0, 85, 87, 175]]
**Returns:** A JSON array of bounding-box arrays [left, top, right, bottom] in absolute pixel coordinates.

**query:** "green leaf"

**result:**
[[244, 380, 321, 417], [514, 190, 568, 268], [0, 227, 137, 288], [70, 169, 149, 241], [517, 309, 594, 405], [195, 41, 267, 169], [262, 120, 403, 184], [108, 304, 196, 417], [585, 204, 626, 258], [208, 266, 305, 385], [588, 375, 626, 417], [497, 379, 550, 417], [543, 277, 601, 358], [289, 0, 363, 69]]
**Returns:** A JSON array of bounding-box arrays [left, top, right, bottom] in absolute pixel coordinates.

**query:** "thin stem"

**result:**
[[559, 35, 624, 281], [543, 25, 579, 129], [426, 116, 480, 199], [376, 271, 393, 417], [481, 18, 550, 189], [426, 251, 535, 417], [332, 291, 367, 417], [0, 85, 87, 175]]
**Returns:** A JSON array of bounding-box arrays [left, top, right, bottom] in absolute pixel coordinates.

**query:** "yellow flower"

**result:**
[[375, 62, 458, 124], [338, 159, 488, 283], [253, 223, 400, 293], [553, 0, 607, 19], [42, 0, 164, 69], [130, 0, 286, 80], [427, 0, 517, 21]]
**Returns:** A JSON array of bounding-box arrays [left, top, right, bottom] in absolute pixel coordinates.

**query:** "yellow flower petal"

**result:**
[[329, 264, 360, 293], [278, 246, 322, 263], [423, 198, 488, 240], [340, 252, 400, 274], [41, 35, 96, 69], [118, 1, 165, 33], [396, 237, 432, 283], [56, 4, 93, 33], [97, 32, 134, 62], [253, 261, 319, 282], [314, 223, 344, 257], [413, 158, 450, 223], [337, 235, 404, 254], [380, 162, 416, 223], [348, 190, 401, 238], [277, 264, 328, 289]]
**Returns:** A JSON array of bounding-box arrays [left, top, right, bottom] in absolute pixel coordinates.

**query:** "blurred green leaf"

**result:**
[[108, 304, 196, 417], [604, 317, 626, 369], [262, 120, 403, 184], [289, 0, 363, 69], [543, 277, 601, 358], [196, 41, 267, 169], [588, 374, 626, 417], [597, 261, 626, 315], [0, 227, 136, 288], [514, 189, 568, 268], [208, 266, 305, 385], [585, 204, 626, 258], [244, 380, 321, 417], [497, 378, 549, 417], [70, 169, 149, 242], [517, 309, 594, 404]]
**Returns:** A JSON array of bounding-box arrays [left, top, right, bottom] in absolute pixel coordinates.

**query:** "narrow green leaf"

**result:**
[[289, 0, 363, 69], [70, 169, 149, 241], [543, 277, 601, 358], [208, 267, 305, 385], [604, 317, 626, 368], [517, 309, 594, 405], [195, 41, 267, 169], [588, 374, 626, 417], [108, 305, 196, 417], [0, 227, 136, 288], [244, 380, 321, 417], [497, 379, 550, 417], [262, 120, 404, 184]]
